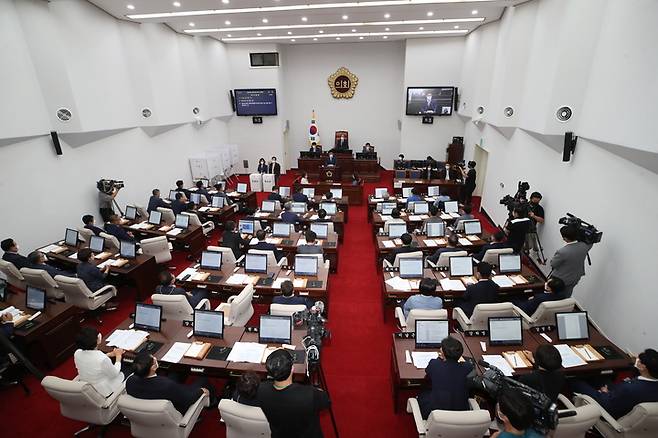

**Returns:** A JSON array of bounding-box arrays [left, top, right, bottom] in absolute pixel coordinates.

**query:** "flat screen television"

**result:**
[[233, 89, 277, 116], [406, 87, 454, 116]]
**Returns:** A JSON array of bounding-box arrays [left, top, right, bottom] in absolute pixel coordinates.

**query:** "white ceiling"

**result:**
[[87, 0, 527, 44]]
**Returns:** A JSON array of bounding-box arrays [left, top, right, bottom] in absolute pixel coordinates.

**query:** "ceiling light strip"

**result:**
[[222, 29, 468, 42]]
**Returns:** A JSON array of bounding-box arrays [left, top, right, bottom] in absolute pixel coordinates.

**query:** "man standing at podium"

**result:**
[[326, 152, 337, 166], [268, 156, 281, 183]]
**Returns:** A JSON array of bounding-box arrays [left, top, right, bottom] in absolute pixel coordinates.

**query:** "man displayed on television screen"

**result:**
[[421, 92, 439, 114]]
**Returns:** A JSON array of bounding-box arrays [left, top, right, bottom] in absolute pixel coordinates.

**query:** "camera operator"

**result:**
[[549, 225, 593, 297], [98, 183, 121, 222], [525, 192, 545, 258], [492, 388, 545, 438], [505, 207, 532, 254]]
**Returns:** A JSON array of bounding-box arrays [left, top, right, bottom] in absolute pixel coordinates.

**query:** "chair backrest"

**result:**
[[219, 399, 271, 438], [393, 251, 424, 268], [248, 249, 278, 267], [426, 408, 491, 438], [468, 303, 518, 331], [482, 247, 514, 265], [157, 207, 175, 226], [99, 232, 120, 251], [527, 298, 577, 326], [617, 402, 658, 436], [77, 227, 94, 244], [227, 284, 254, 327], [207, 246, 236, 265], [41, 375, 116, 425], [141, 236, 172, 264], [554, 404, 600, 438], [395, 170, 406, 179], [437, 250, 468, 267], [409, 170, 422, 179], [270, 303, 307, 317], [405, 309, 448, 330], [0, 260, 26, 290], [117, 394, 182, 437], [53, 276, 95, 309], [151, 294, 193, 321], [20, 267, 62, 299], [182, 212, 202, 227], [134, 205, 149, 220]]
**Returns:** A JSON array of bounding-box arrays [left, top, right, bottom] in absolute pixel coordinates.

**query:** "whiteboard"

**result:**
[[229, 144, 239, 166]]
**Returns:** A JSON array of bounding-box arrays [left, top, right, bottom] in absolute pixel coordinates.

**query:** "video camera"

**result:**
[[293, 301, 330, 364], [500, 181, 531, 217], [96, 179, 124, 194], [474, 359, 558, 434], [558, 213, 602, 245]]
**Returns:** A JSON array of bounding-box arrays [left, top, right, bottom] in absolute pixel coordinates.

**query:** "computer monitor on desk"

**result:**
[[426, 222, 445, 238], [488, 316, 523, 346], [236, 183, 247, 194], [272, 222, 291, 237], [175, 214, 189, 230], [463, 220, 481, 235], [279, 186, 291, 197], [120, 241, 136, 259], [320, 202, 337, 215], [238, 220, 255, 235], [193, 310, 224, 339], [413, 202, 429, 214], [200, 251, 222, 271], [295, 255, 318, 276], [444, 201, 459, 213], [89, 235, 105, 253], [245, 253, 268, 274], [64, 228, 79, 247], [211, 196, 225, 208], [291, 202, 307, 214], [556, 311, 589, 341], [190, 193, 201, 204], [427, 186, 440, 197], [330, 188, 342, 198], [125, 205, 137, 221], [302, 188, 315, 197], [259, 315, 292, 345], [399, 258, 424, 279], [402, 187, 413, 198], [498, 254, 521, 273], [26, 286, 47, 311], [148, 210, 162, 225], [310, 223, 329, 239], [449, 256, 474, 277], [374, 188, 388, 198], [261, 200, 276, 213], [388, 223, 407, 238], [415, 320, 450, 349], [134, 303, 162, 332]]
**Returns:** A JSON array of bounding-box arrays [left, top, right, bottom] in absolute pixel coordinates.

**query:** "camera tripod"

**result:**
[[309, 361, 340, 438], [525, 230, 547, 265]]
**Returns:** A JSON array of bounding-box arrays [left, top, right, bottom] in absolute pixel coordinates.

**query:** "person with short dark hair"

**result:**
[[407, 188, 422, 203], [172, 192, 193, 215], [175, 180, 191, 198], [492, 388, 543, 438], [222, 220, 249, 258], [257, 349, 330, 438], [298, 230, 323, 255], [549, 225, 593, 297], [317, 209, 329, 222], [156, 271, 208, 308], [257, 157, 268, 174], [281, 202, 300, 225], [433, 189, 452, 210], [251, 230, 283, 261], [326, 151, 337, 166], [105, 214, 135, 243], [417, 337, 473, 419], [195, 181, 210, 203], [459, 161, 477, 204], [212, 184, 233, 205], [126, 352, 212, 416], [232, 372, 261, 407], [323, 191, 333, 201], [459, 262, 499, 317], [423, 205, 443, 226], [272, 280, 311, 308], [292, 184, 308, 204], [473, 230, 510, 261], [395, 154, 408, 170], [386, 232, 417, 264], [505, 207, 532, 253], [515, 277, 566, 316], [27, 251, 74, 278], [82, 214, 105, 236], [518, 344, 565, 402], [147, 189, 169, 213], [74, 326, 125, 397], [427, 234, 461, 264], [1, 238, 30, 270], [454, 204, 474, 230], [402, 277, 442, 318], [268, 156, 281, 182], [76, 248, 110, 292], [570, 348, 658, 419], [384, 208, 405, 233], [268, 186, 284, 203]]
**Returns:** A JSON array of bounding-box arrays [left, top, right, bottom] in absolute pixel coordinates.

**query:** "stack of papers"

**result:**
[[227, 191, 240, 197], [482, 354, 515, 376], [167, 228, 183, 236], [254, 212, 270, 218], [423, 239, 438, 247], [161, 342, 191, 363], [457, 237, 473, 246], [385, 276, 412, 291], [573, 345, 601, 362], [293, 278, 307, 288], [226, 274, 249, 285], [439, 279, 466, 291], [106, 329, 149, 351], [380, 215, 393, 222], [177, 267, 198, 280], [266, 238, 282, 245], [97, 258, 127, 269], [39, 244, 65, 254], [197, 206, 210, 212], [393, 238, 403, 245], [308, 215, 319, 220], [449, 212, 460, 218], [408, 215, 423, 221], [68, 252, 79, 259], [227, 342, 267, 363], [382, 240, 396, 248], [249, 238, 259, 245], [424, 197, 436, 202], [466, 235, 480, 241], [0, 306, 23, 319], [555, 344, 587, 368], [492, 275, 515, 288], [411, 351, 439, 369], [440, 214, 453, 220], [509, 275, 528, 285], [130, 222, 153, 230], [419, 214, 429, 220]]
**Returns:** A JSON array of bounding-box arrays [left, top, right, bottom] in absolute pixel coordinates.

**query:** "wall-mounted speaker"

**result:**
[[243, 160, 249, 169], [476, 106, 485, 115], [563, 131, 577, 162], [556, 105, 573, 122], [504, 106, 514, 117], [50, 131, 63, 156], [453, 87, 459, 112], [192, 107, 200, 115], [56, 108, 72, 122], [141, 108, 152, 118]]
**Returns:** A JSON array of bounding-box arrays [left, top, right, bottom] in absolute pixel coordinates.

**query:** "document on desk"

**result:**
[[176, 267, 198, 281], [555, 344, 587, 368], [393, 181, 403, 188], [167, 228, 183, 236], [161, 342, 191, 363], [411, 351, 439, 369], [227, 191, 240, 197], [492, 275, 515, 288], [482, 354, 515, 376], [96, 259, 113, 269], [466, 235, 480, 242], [105, 329, 149, 351], [197, 206, 210, 212], [509, 275, 528, 285], [380, 215, 393, 222], [254, 212, 270, 218], [249, 238, 259, 245], [266, 238, 282, 245], [227, 342, 267, 364], [457, 238, 473, 246], [39, 244, 65, 254], [439, 279, 466, 291], [385, 276, 411, 291], [272, 277, 290, 289], [382, 240, 396, 248], [296, 239, 308, 246], [423, 239, 437, 247], [226, 274, 248, 285], [408, 215, 423, 221], [0, 306, 23, 319]]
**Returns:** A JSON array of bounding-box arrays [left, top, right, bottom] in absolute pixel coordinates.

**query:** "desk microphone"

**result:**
[[28, 311, 42, 321]]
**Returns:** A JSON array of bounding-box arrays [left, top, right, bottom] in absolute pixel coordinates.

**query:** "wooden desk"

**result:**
[[375, 233, 489, 267], [2, 292, 80, 369], [311, 195, 350, 223], [196, 204, 237, 226], [394, 178, 464, 200], [298, 155, 380, 182], [227, 191, 258, 211], [122, 221, 206, 257], [300, 181, 364, 206], [254, 210, 345, 242], [226, 329, 307, 378]]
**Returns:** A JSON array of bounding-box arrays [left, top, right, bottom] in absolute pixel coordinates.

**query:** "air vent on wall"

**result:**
[[476, 106, 485, 115], [56, 108, 72, 122], [142, 108, 152, 118], [192, 107, 200, 115], [556, 105, 573, 122], [504, 106, 514, 118]]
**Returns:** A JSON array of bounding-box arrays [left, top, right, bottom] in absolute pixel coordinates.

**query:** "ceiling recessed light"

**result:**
[[336, 37, 341, 40], [172, 1, 181, 7], [359, 36, 364, 39], [189, 22, 195, 27], [291, 39, 296, 42], [287, 31, 292, 35], [222, 0, 229, 3], [301, 16, 307, 22], [419, 26, 424, 30], [227, 34, 232, 37], [384, 13, 390, 19], [224, 20, 231, 25], [427, 11, 434, 17], [454, 25, 459, 29], [342, 15, 348, 20], [472, 9, 478, 15], [126, 4, 135, 10], [383, 36, 388, 39], [318, 30, 324, 33], [385, 27, 390, 31], [262, 18, 268, 23], [352, 29, 356, 32], [257, 33, 262, 36], [313, 37, 318, 41]]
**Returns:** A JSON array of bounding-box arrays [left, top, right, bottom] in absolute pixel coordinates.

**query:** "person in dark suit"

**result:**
[[27, 251, 74, 278], [437, 163, 460, 180], [453, 205, 475, 230], [420, 93, 439, 114], [280, 203, 300, 225], [156, 271, 208, 308], [549, 225, 594, 297], [232, 372, 261, 407], [505, 207, 532, 253], [473, 230, 510, 262], [76, 248, 110, 292], [147, 189, 169, 213], [427, 234, 461, 265], [171, 192, 193, 215], [309, 143, 320, 154], [297, 230, 323, 255], [268, 157, 281, 182], [272, 280, 311, 309], [221, 221, 249, 258], [459, 262, 499, 317], [459, 161, 477, 204], [291, 184, 309, 204], [82, 215, 105, 236], [268, 186, 284, 203], [335, 133, 348, 151], [175, 180, 190, 198], [492, 389, 544, 438], [518, 344, 565, 403], [1, 238, 30, 270], [126, 351, 213, 416], [257, 158, 268, 174], [417, 337, 474, 419], [326, 152, 337, 166], [105, 215, 136, 243], [212, 184, 234, 206], [386, 233, 418, 264], [515, 277, 566, 316], [394, 154, 408, 170], [251, 230, 283, 262], [194, 181, 211, 204], [570, 348, 658, 419]]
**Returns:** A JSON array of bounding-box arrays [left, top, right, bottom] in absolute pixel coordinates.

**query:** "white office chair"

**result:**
[[435, 250, 468, 268], [151, 294, 211, 321], [384, 218, 406, 233], [182, 212, 214, 236], [118, 392, 209, 438], [20, 267, 64, 299], [199, 195, 209, 206], [0, 260, 26, 290], [406, 397, 490, 438], [248, 249, 287, 267], [481, 247, 514, 265], [157, 207, 176, 226], [207, 246, 236, 265], [554, 394, 601, 438], [77, 227, 94, 244], [218, 399, 271, 438], [383, 251, 423, 269], [99, 232, 120, 251], [514, 298, 577, 329], [217, 284, 254, 327], [54, 275, 117, 312], [269, 303, 307, 317], [453, 302, 518, 331], [141, 236, 172, 264], [394, 308, 448, 332], [42, 375, 124, 437], [573, 394, 658, 438], [134, 205, 149, 221]]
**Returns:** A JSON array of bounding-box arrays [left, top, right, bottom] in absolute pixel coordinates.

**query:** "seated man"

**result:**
[[221, 220, 249, 258], [402, 277, 442, 318], [492, 388, 544, 438], [417, 337, 473, 419], [268, 186, 284, 203], [423, 205, 444, 228], [322, 191, 334, 202], [406, 188, 423, 204], [212, 184, 233, 205], [298, 230, 323, 255], [386, 233, 417, 265], [453, 204, 474, 230], [518, 344, 565, 402], [156, 271, 208, 308], [272, 280, 311, 309], [174, 179, 190, 198], [432, 189, 452, 210], [194, 180, 210, 203], [1, 238, 30, 270], [280, 203, 300, 225], [383, 209, 406, 233], [171, 192, 193, 215], [76, 248, 111, 292], [232, 372, 260, 407], [105, 215, 136, 243], [82, 214, 105, 236], [427, 234, 460, 264], [394, 154, 408, 170], [292, 184, 308, 204], [257, 349, 330, 438], [458, 262, 499, 317], [473, 230, 509, 261], [515, 277, 566, 316], [571, 348, 658, 419], [251, 230, 283, 262], [27, 251, 74, 278], [126, 351, 212, 416], [316, 209, 329, 222], [147, 189, 169, 213]]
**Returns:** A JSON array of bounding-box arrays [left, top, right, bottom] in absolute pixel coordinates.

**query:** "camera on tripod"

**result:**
[[499, 181, 531, 217], [558, 213, 602, 245], [96, 179, 125, 194], [293, 301, 330, 364]]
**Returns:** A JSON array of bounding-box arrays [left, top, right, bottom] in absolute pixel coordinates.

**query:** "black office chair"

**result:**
[[0, 332, 44, 395]]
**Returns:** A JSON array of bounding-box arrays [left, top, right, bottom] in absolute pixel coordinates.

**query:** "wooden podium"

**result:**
[[320, 165, 341, 182]]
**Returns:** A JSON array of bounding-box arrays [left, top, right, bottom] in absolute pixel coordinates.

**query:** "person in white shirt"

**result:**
[[73, 326, 125, 397], [300, 172, 310, 184]]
